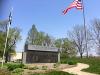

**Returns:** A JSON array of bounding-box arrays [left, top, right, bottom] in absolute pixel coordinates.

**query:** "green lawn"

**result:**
[[61, 57, 100, 74], [32, 71, 75, 75]]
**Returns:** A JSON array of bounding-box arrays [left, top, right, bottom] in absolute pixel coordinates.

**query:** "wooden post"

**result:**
[[58, 48, 60, 63]]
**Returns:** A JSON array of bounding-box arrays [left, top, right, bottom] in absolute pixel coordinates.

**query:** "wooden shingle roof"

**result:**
[[25, 45, 58, 52]]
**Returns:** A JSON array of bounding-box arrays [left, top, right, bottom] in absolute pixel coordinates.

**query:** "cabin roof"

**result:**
[[25, 45, 58, 52]]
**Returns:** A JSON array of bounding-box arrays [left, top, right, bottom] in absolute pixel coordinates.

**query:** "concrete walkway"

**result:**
[[62, 63, 98, 75]]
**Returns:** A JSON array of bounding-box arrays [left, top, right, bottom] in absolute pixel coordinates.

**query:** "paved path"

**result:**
[[62, 63, 98, 75]]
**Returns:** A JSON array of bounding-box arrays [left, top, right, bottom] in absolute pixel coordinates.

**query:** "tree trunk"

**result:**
[[86, 50, 89, 58], [80, 53, 83, 58], [5, 52, 8, 63], [79, 48, 83, 58]]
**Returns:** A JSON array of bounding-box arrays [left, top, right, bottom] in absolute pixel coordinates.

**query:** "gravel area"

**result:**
[[22, 63, 76, 75]]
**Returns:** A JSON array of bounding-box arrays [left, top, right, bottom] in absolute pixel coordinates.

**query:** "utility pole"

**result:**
[[1, 9, 12, 68]]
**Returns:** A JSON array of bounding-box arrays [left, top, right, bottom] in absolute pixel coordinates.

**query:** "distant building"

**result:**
[[10, 52, 22, 62], [22, 45, 59, 64]]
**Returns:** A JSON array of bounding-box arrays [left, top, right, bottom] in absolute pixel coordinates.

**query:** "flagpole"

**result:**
[[1, 9, 12, 68], [81, 0, 88, 58]]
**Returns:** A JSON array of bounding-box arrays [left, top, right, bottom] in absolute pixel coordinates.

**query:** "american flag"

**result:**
[[63, 0, 83, 14]]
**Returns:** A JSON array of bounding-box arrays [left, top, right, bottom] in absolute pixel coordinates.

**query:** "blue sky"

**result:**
[[0, 0, 100, 53]]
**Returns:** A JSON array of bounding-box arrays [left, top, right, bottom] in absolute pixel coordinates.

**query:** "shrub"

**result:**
[[7, 63, 25, 71], [67, 60, 77, 65], [28, 66, 38, 70], [19, 63, 25, 68], [61, 58, 67, 64], [7, 64, 17, 71], [42, 66, 48, 70], [23, 65, 28, 69], [12, 68, 24, 73]]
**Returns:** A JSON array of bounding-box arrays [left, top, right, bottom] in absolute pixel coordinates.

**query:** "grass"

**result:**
[[77, 57, 100, 74], [0, 63, 8, 68], [61, 57, 100, 74], [31, 71, 75, 75], [0, 63, 24, 75]]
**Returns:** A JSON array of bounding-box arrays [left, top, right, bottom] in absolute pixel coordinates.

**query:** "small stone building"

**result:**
[[22, 45, 59, 64]]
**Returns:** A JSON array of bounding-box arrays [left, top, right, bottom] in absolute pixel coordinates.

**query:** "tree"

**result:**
[[55, 38, 77, 58], [35, 31, 45, 45], [0, 32, 5, 57], [62, 38, 77, 57], [26, 24, 52, 46], [0, 20, 8, 57], [0, 21, 21, 62], [68, 25, 91, 58], [91, 19, 100, 55], [44, 34, 51, 46], [5, 27, 21, 62], [55, 39, 62, 48], [26, 24, 38, 44]]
